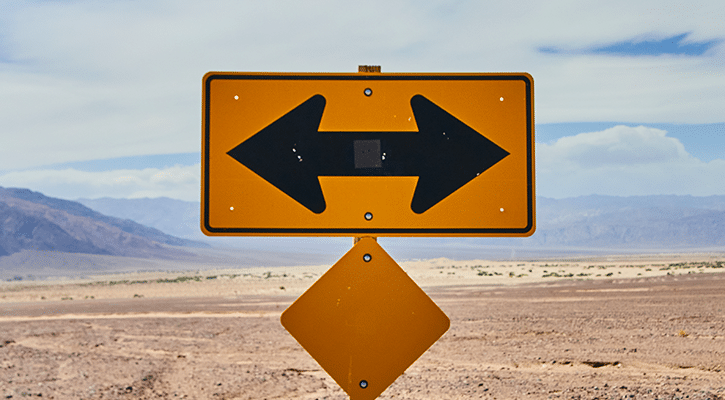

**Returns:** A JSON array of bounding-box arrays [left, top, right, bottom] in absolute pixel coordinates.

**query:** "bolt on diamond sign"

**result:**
[[201, 72, 535, 237]]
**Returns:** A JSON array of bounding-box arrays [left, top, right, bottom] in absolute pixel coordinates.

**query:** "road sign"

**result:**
[[202, 72, 534, 236], [281, 237, 450, 400]]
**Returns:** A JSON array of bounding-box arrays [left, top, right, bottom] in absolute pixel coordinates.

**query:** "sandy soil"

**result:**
[[1, 254, 724, 399]]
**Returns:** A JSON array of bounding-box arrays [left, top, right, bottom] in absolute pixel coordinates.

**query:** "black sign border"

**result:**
[[203, 73, 534, 236]]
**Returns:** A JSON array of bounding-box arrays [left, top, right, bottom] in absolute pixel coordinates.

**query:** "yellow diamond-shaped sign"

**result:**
[[281, 237, 450, 400]]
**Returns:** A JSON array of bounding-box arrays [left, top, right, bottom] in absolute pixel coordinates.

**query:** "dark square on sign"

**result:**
[[354, 139, 382, 169]]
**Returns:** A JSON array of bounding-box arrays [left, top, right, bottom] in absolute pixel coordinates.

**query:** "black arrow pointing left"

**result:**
[[227, 94, 509, 214]]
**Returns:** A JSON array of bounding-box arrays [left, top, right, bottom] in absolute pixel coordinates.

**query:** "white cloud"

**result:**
[[0, 164, 201, 201], [537, 125, 725, 198], [540, 125, 690, 167], [0, 0, 724, 171]]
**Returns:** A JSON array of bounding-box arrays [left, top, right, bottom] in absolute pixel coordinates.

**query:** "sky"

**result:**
[[1, 0, 724, 202]]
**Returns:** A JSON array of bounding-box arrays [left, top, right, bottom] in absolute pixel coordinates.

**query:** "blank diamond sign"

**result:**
[[281, 237, 450, 400]]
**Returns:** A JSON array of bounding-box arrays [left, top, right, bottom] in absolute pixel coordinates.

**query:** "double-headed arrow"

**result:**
[[227, 94, 509, 214]]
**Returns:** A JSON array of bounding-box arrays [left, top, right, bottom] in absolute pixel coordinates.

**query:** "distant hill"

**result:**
[[77, 197, 202, 241], [531, 195, 725, 249], [0, 187, 207, 259], [77, 194, 725, 252]]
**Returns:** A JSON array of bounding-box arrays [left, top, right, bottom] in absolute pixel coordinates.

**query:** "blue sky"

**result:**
[[1, 0, 724, 201], [540, 32, 722, 57]]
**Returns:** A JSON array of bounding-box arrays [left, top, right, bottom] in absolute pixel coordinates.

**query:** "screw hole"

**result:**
[[360, 380, 368, 389], [234, 95, 239, 100], [364, 212, 373, 221], [363, 254, 371, 262], [364, 88, 372, 97]]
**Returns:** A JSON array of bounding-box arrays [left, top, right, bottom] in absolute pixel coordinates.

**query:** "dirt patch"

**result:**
[[1, 269, 724, 399]]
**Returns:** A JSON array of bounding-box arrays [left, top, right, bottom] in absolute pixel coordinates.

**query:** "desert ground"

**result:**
[[1, 252, 724, 399]]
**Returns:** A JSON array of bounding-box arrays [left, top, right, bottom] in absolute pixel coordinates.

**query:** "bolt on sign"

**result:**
[[201, 72, 535, 237], [201, 69, 534, 400]]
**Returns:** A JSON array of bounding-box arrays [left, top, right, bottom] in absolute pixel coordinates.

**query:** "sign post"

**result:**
[[201, 68, 534, 399]]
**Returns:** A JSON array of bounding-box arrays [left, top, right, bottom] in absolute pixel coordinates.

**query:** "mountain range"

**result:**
[[78, 194, 725, 252], [2, 185, 723, 266], [529, 195, 725, 248], [0, 187, 207, 259]]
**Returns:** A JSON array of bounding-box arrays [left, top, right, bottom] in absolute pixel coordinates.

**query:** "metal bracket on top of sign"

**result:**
[[201, 66, 535, 399]]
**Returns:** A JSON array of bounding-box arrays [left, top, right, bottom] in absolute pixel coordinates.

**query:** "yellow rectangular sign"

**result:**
[[202, 72, 535, 236]]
